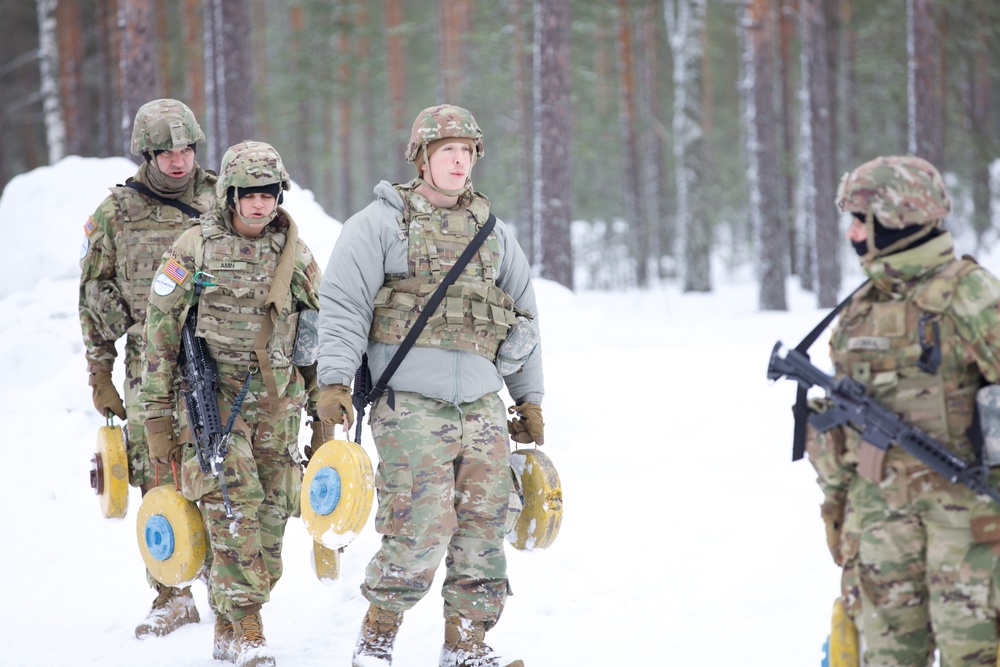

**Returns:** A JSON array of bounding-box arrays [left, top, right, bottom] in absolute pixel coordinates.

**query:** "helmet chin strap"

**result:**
[[416, 143, 474, 198]]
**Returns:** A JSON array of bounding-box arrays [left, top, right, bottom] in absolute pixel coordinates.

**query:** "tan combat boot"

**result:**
[[439, 616, 524, 667], [135, 585, 200, 639], [213, 615, 236, 662], [352, 603, 404, 666], [233, 612, 275, 667]]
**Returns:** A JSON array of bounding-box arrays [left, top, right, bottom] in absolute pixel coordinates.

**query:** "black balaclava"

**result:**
[[851, 212, 941, 257], [227, 182, 283, 209]]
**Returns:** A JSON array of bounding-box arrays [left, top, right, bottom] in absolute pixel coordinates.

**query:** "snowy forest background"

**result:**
[[2, 0, 1000, 306]]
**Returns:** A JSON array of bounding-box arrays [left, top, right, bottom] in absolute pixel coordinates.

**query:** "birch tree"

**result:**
[[534, 0, 573, 289], [36, 0, 65, 163], [745, 0, 787, 310], [665, 0, 710, 293]]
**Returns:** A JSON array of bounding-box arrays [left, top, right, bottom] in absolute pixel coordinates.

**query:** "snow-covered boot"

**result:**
[[213, 615, 236, 662], [233, 612, 275, 667], [352, 603, 403, 666], [439, 616, 524, 667], [135, 585, 200, 639]]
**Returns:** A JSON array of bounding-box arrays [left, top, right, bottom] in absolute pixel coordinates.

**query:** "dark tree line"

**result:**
[[4, 0, 1000, 302]]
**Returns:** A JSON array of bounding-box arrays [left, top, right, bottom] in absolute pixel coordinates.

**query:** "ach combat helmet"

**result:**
[[130, 98, 205, 156], [836, 155, 951, 260], [216, 140, 290, 204], [836, 155, 951, 229], [404, 104, 485, 163]]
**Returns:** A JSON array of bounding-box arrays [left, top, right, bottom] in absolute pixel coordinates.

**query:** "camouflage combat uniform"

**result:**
[[79, 161, 216, 487], [318, 121, 542, 636], [808, 156, 1000, 666], [78, 100, 216, 616], [138, 201, 321, 623]]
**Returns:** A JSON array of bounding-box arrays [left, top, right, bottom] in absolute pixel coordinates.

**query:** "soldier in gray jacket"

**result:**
[[317, 104, 543, 667]]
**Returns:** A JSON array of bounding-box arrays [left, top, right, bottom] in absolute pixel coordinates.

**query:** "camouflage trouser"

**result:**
[[179, 376, 303, 622], [853, 457, 1000, 667], [363, 390, 515, 627], [124, 334, 193, 488], [124, 342, 211, 595]]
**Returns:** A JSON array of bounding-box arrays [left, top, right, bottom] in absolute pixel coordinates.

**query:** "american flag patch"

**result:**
[[162, 258, 188, 284], [84, 217, 97, 236]]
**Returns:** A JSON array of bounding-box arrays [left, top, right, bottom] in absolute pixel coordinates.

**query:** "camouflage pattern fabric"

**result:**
[[836, 155, 951, 229], [216, 140, 290, 201], [130, 98, 205, 156], [179, 377, 303, 620], [807, 230, 1000, 666], [405, 104, 485, 163], [138, 206, 320, 621], [79, 163, 216, 489], [362, 390, 516, 626], [370, 184, 519, 362]]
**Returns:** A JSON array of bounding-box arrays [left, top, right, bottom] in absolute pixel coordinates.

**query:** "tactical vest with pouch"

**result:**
[[830, 258, 982, 462], [106, 178, 214, 333], [194, 215, 298, 370], [369, 186, 520, 361]]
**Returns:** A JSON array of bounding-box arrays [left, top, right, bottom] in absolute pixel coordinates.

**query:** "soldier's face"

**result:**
[[238, 192, 277, 220], [154, 147, 196, 178], [846, 217, 868, 243], [422, 141, 473, 191]]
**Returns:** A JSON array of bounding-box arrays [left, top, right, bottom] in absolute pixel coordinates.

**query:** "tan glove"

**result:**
[[317, 384, 354, 431], [146, 416, 180, 466], [89, 371, 126, 420], [304, 420, 328, 462], [821, 501, 845, 565], [508, 403, 544, 445]]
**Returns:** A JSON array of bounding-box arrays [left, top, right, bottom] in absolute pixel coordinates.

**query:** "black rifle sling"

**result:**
[[366, 213, 497, 409], [123, 181, 203, 218], [790, 279, 871, 461]]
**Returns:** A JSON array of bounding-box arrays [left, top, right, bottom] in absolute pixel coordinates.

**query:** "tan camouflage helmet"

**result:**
[[404, 104, 485, 163], [130, 98, 205, 156], [216, 140, 291, 202], [836, 155, 951, 229]]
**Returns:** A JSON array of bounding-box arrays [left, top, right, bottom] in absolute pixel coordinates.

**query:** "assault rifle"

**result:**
[[767, 341, 1000, 504], [179, 307, 234, 517], [351, 354, 373, 445]]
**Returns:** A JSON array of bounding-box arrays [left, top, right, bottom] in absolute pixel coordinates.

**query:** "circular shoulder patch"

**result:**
[[79, 236, 90, 260], [153, 272, 177, 296]]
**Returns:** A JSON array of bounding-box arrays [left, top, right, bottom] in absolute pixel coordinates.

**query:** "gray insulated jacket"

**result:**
[[317, 181, 544, 406]]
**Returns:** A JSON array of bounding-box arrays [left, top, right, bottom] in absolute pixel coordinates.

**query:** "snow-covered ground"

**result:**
[[3, 156, 996, 666]]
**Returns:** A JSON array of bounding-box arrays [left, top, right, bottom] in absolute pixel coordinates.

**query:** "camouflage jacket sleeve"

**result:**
[[136, 229, 201, 418], [804, 397, 855, 508], [949, 266, 1000, 383], [78, 196, 126, 373], [292, 238, 323, 413]]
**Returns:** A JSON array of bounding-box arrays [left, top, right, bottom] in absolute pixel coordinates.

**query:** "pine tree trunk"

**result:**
[[616, 0, 648, 287], [119, 0, 155, 159], [56, 0, 83, 156], [907, 0, 943, 168], [640, 2, 666, 278], [534, 0, 573, 290], [385, 0, 407, 182], [778, 0, 797, 276], [802, 0, 840, 307], [746, 0, 787, 311], [505, 0, 534, 260]]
